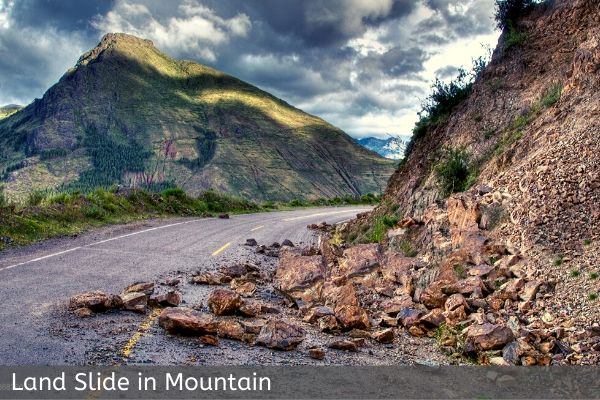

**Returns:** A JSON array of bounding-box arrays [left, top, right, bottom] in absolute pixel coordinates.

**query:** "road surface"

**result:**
[[0, 206, 370, 365]]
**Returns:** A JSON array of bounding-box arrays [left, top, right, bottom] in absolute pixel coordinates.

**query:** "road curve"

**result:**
[[0, 206, 370, 365]]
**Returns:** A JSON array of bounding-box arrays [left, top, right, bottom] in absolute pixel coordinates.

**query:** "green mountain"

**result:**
[[0, 33, 395, 201], [0, 105, 22, 120]]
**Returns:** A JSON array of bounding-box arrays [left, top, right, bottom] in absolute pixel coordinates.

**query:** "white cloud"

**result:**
[[92, 0, 251, 62], [0, 0, 14, 29]]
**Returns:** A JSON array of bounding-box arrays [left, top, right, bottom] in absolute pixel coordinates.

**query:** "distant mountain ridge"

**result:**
[[0, 105, 22, 120], [357, 136, 407, 160], [0, 33, 395, 201]]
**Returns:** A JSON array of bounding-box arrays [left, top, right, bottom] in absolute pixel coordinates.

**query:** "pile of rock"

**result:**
[[158, 286, 306, 351], [277, 190, 598, 364], [69, 281, 182, 317]]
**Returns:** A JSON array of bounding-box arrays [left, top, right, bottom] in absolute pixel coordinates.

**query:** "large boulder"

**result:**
[[274, 250, 326, 303], [338, 244, 381, 278], [207, 289, 242, 316], [159, 307, 217, 334], [465, 323, 515, 352], [256, 320, 305, 350], [69, 291, 113, 312], [380, 254, 422, 284]]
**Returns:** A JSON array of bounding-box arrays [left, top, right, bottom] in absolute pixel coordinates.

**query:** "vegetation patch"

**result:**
[[434, 148, 477, 198]]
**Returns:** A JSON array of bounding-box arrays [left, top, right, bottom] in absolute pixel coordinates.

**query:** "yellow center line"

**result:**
[[121, 307, 161, 359], [119, 240, 232, 362], [250, 225, 264, 232], [211, 242, 231, 256]]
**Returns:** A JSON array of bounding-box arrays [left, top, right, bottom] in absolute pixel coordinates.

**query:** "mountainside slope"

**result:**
[[341, 0, 599, 364], [0, 33, 395, 201], [0, 105, 21, 120]]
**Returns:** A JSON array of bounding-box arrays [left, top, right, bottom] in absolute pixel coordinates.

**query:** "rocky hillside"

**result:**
[[357, 136, 407, 160], [336, 0, 600, 364], [0, 33, 395, 201]]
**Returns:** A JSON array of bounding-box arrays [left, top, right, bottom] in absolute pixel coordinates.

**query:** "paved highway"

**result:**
[[0, 206, 370, 365]]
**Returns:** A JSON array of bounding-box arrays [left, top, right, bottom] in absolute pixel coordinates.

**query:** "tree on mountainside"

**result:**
[[495, 0, 537, 30]]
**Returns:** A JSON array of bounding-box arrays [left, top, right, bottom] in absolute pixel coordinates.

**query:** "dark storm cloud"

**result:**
[[10, 0, 113, 30], [0, 0, 499, 136]]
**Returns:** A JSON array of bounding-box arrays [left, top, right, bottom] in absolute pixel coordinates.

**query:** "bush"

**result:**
[[495, 0, 537, 30], [541, 84, 562, 108], [434, 148, 476, 197], [504, 22, 528, 50], [0, 186, 7, 208]]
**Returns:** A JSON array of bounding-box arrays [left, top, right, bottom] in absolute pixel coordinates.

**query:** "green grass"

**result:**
[[453, 264, 467, 279], [584, 239, 592, 246], [504, 23, 528, 50], [570, 270, 581, 278], [0, 186, 379, 251], [553, 256, 564, 267], [588, 293, 598, 301], [541, 84, 562, 108], [399, 239, 418, 257], [589, 272, 598, 280]]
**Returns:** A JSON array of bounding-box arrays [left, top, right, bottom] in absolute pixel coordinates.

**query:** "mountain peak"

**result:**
[[77, 32, 155, 67]]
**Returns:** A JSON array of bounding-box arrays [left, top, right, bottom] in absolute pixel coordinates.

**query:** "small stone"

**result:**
[[217, 320, 246, 340], [69, 291, 113, 312], [218, 213, 230, 219], [329, 340, 358, 352], [199, 335, 219, 346], [191, 272, 227, 285], [245, 238, 258, 246], [159, 307, 217, 334], [282, 239, 294, 247], [318, 315, 340, 333], [308, 347, 326, 360], [73, 307, 93, 318], [372, 328, 394, 344]]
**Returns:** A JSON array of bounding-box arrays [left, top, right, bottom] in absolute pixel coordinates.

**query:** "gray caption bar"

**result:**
[[0, 366, 599, 399]]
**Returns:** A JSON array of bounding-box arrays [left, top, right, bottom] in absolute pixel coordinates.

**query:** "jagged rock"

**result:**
[[207, 289, 242, 316], [372, 328, 395, 344], [303, 306, 335, 323], [274, 250, 326, 303], [381, 295, 414, 315], [443, 305, 467, 327], [245, 238, 258, 246], [238, 301, 262, 317], [445, 293, 468, 312], [519, 280, 541, 303], [230, 279, 256, 297], [256, 320, 305, 350], [497, 278, 525, 300], [282, 239, 294, 247], [199, 335, 219, 346], [489, 357, 510, 366], [241, 319, 266, 335], [420, 308, 445, 328], [69, 291, 113, 312], [323, 283, 360, 310], [149, 290, 182, 307], [218, 213, 230, 219], [220, 263, 251, 279], [217, 320, 246, 340], [191, 272, 227, 285], [329, 340, 358, 352], [318, 315, 340, 333], [120, 292, 147, 313], [465, 323, 515, 352], [338, 244, 381, 278], [166, 277, 181, 286], [380, 254, 423, 284], [159, 307, 217, 334], [397, 307, 425, 328], [123, 282, 154, 295], [308, 347, 326, 360], [335, 305, 370, 331], [420, 280, 450, 309]]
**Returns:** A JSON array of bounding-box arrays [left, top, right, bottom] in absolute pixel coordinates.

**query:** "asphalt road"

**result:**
[[0, 206, 370, 365]]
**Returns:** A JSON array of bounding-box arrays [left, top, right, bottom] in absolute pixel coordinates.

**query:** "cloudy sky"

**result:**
[[0, 0, 500, 138]]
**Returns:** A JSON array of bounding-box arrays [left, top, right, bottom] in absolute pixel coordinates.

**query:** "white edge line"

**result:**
[[0, 219, 202, 272], [282, 209, 365, 221]]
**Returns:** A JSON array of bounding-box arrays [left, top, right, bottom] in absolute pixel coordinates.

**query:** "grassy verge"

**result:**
[[0, 187, 379, 251]]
